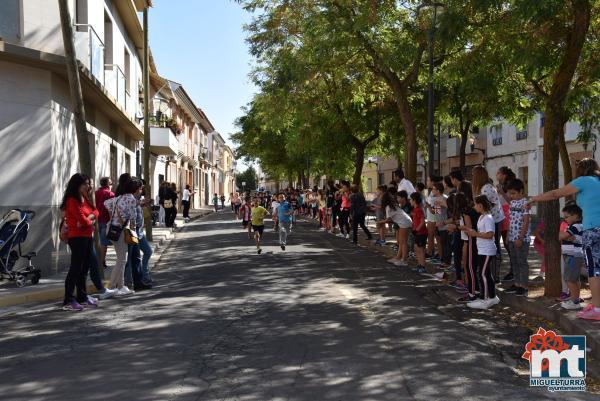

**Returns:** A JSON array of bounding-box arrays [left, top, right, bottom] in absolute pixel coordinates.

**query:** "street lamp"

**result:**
[[418, 1, 445, 177]]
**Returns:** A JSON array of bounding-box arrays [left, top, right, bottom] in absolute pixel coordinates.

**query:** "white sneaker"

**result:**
[[116, 286, 135, 296], [487, 296, 500, 307], [345, 234, 350, 239], [97, 288, 116, 300], [336, 233, 345, 238], [393, 260, 408, 267], [387, 258, 400, 264], [467, 299, 489, 309], [319, 227, 326, 231], [561, 299, 583, 310]]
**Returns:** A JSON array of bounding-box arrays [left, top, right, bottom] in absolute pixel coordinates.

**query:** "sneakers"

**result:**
[[450, 280, 466, 291], [414, 265, 426, 273], [394, 260, 408, 267], [467, 296, 500, 309], [96, 288, 116, 300], [387, 257, 401, 264], [345, 234, 350, 239], [375, 239, 386, 246], [257, 248, 262, 254], [576, 305, 600, 320], [555, 292, 570, 301], [561, 299, 583, 310], [82, 295, 98, 308], [318, 227, 326, 231], [62, 300, 84, 311], [116, 286, 135, 296], [504, 285, 519, 294], [502, 272, 514, 281], [515, 287, 528, 297], [457, 294, 478, 302], [281, 244, 286, 251], [336, 233, 345, 238]]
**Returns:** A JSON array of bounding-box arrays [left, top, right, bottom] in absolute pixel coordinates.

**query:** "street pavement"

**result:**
[[0, 211, 596, 401]]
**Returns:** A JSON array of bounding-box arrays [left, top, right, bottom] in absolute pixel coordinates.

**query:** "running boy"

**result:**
[[276, 193, 293, 250], [239, 196, 252, 238], [560, 203, 585, 310], [410, 192, 428, 273], [504, 179, 530, 297], [251, 198, 270, 254], [463, 195, 500, 309]]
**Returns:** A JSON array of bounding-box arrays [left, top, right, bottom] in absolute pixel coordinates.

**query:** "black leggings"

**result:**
[[182, 200, 190, 218], [338, 209, 350, 234], [352, 213, 372, 243], [64, 237, 92, 305], [465, 238, 479, 296], [452, 231, 463, 280], [478, 254, 496, 299]]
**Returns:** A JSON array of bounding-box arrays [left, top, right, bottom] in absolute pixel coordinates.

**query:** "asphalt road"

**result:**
[[0, 211, 595, 401]]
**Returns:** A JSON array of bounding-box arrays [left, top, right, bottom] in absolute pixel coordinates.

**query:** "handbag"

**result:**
[[106, 197, 123, 241], [163, 199, 173, 209], [124, 227, 139, 245]]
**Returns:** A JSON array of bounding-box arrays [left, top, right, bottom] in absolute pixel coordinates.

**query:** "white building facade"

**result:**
[[0, 0, 149, 275]]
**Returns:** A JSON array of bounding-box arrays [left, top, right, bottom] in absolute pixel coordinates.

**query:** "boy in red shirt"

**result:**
[[410, 192, 428, 273]]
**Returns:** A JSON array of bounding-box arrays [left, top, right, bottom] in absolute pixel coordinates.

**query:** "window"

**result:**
[[0, 0, 20, 42], [491, 124, 503, 146], [124, 49, 131, 94], [75, 0, 88, 25], [125, 153, 131, 174], [110, 145, 117, 186], [367, 178, 373, 193], [378, 173, 385, 186], [104, 13, 113, 65], [516, 130, 528, 141]]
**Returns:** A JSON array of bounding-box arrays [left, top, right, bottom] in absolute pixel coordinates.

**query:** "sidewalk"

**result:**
[[0, 208, 214, 309], [302, 213, 600, 364]]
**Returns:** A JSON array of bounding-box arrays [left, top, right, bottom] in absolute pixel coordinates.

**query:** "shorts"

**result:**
[[563, 255, 584, 284], [252, 225, 264, 236], [242, 220, 249, 228], [98, 223, 111, 246], [583, 227, 600, 278], [413, 233, 427, 248]]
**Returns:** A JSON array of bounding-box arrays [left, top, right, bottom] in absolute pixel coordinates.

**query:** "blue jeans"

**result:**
[[139, 236, 153, 282]]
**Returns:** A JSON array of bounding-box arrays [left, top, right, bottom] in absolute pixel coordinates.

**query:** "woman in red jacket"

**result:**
[[61, 173, 99, 311]]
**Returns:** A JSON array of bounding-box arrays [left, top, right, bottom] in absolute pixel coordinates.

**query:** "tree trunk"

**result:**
[[392, 87, 417, 182], [58, 0, 92, 177], [541, 0, 590, 297], [353, 145, 365, 187], [541, 110, 564, 298], [558, 125, 573, 184]]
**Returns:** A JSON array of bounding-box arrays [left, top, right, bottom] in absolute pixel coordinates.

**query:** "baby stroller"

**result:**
[[0, 209, 40, 287]]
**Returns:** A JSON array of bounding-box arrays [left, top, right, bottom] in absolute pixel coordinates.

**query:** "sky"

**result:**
[[148, 0, 256, 145]]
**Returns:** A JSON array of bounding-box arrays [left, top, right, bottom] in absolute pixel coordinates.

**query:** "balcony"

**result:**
[[104, 64, 129, 111], [74, 24, 104, 85], [516, 130, 528, 141], [492, 137, 503, 146], [150, 127, 179, 156]]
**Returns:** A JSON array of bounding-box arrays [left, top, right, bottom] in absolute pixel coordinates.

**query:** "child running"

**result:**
[[276, 193, 293, 250], [239, 196, 252, 239], [251, 197, 270, 254], [410, 192, 428, 273], [463, 195, 500, 309]]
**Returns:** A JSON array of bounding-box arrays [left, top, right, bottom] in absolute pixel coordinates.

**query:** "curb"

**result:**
[[0, 210, 214, 309]]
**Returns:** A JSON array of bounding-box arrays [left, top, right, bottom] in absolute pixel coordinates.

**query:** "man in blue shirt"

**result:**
[[276, 193, 293, 250]]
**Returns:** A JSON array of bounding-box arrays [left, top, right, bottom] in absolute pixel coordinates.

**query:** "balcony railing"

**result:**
[[492, 137, 503, 146], [73, 24, 104, 85], [104, 64, 128, 110], [516, 130, 528, 141]]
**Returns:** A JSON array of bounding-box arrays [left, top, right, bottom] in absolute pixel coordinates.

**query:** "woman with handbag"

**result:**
[[60, 173, 100, 311], [104, 177, 142, 296]]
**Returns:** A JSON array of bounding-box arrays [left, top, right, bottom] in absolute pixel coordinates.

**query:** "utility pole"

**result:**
[[58, 0, 92, 178], [143, 6, 153, 241]]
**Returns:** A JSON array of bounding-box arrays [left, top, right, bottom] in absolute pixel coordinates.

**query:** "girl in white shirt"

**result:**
[[462, 195, 500, 310], [382, 192, 412, 266]]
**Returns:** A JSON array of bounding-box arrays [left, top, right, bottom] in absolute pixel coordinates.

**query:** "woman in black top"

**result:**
[[349, 184, 373, 244]]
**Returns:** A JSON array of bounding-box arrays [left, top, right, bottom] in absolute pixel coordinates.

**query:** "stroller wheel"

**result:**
[[16, 276, 26, 287]]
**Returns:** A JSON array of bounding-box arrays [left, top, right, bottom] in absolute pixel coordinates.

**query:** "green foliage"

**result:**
[[235, 166, 258, 191]]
